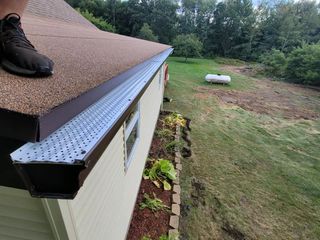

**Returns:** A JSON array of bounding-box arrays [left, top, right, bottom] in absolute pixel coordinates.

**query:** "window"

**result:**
[[124, 103, 140, 171]]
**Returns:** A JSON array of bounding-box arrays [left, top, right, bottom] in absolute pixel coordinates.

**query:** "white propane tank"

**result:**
[[205, 74, 231, 84]]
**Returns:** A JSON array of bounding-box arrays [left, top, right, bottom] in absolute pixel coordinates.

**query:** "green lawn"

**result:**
[[164, 57, 320, 240]]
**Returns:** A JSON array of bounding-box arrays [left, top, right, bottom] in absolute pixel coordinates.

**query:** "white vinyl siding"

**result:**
[[0, 187, 55, 240], [62, 128, 126, 240]]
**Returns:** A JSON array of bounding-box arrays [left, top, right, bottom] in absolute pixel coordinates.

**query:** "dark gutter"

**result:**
[[0, 137, 26, 190], [0, 110, 38, 142]]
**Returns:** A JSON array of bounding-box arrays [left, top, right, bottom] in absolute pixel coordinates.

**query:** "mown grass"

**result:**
[[164, 57, 320, 240]]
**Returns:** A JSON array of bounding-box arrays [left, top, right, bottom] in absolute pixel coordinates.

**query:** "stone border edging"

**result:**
[[169, 124, 183, 239]]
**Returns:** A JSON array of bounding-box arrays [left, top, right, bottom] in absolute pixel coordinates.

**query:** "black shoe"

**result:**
[[0, 13, 54, 77]]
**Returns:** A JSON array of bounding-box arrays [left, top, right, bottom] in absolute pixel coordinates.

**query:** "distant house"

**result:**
[[0, 0, 172, 239]]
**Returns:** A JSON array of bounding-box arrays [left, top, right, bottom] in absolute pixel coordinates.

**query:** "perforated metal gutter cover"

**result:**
[[10, 48, 173, 199]]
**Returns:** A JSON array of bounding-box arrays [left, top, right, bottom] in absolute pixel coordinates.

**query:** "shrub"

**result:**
[[137, 23, 159, 42], [78, 9, 115, 32], [286, 44, 320, 86], [259, 49, 287, 77]]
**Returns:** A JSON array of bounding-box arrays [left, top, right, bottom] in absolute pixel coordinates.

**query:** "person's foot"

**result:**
[[0, 13, 54, 77]]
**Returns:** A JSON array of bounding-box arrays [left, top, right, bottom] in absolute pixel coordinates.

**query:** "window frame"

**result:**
[[124, 103, 141, 171]]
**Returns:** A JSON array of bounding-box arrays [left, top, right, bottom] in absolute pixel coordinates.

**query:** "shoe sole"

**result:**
[[2, 59, 53, 77]]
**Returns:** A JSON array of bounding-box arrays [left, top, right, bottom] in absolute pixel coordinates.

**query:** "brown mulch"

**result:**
[[126, 114, 176, 240], [148, 117, 175, 161], [126, 180, 172, 240]]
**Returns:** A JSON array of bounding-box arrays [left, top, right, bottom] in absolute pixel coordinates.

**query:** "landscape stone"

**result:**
[[175, 132, 179, 141], [169, 215, 180, 229], [173, 178, 180, 184], [175, 146, 179, 152], [173, 194, 181, 204], [173, 185, 181, 194], [176, 163, 182, 171], [172, 204, 180, 216], [177, 130, 181, 138]]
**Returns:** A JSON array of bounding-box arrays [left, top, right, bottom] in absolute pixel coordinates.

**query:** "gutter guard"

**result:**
[[10, 48, 173, 199]]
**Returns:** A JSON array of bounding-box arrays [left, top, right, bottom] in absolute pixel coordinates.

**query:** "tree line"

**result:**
[[66, 0, 320, 85]]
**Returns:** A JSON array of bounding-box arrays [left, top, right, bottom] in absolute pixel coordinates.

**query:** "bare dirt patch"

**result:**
[[221, 64, 256, 77], [195, 78, 320, 120]]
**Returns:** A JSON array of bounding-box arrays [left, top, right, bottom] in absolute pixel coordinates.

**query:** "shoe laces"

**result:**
[[0, 13, 35, 51]]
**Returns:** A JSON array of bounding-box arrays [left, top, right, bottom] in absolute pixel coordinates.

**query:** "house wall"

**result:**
[[0, 186, 55, 240], [57, 66, 165, 240]]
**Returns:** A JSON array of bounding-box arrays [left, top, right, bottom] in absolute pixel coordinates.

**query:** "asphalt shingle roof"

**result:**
[[0, 0, 170, 116]]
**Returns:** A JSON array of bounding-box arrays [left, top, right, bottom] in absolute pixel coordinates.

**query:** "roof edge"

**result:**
[[38, 48, 173, 142], [0, 48, 172, 143], [9, 48, 172, 199]]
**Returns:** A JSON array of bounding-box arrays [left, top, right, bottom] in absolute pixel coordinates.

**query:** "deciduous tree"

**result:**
[[138, 23, 159, 42], [172, 34, 203, 62]]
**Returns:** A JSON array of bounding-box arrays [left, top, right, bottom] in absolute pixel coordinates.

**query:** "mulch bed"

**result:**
[[127, 180, 172, 240], [127, 114, 176, 240]]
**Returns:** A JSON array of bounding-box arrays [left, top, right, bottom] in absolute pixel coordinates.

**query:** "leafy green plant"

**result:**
[[164, 113, 186, 128], [140, 193, 169, 212], [141, 236, 152, 240], [143, 159, 176, 190], [159, 234, 179, 240], [141, 234, 179, 240], [155, 128, 173, 140], [165, 140, 184, 154]]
